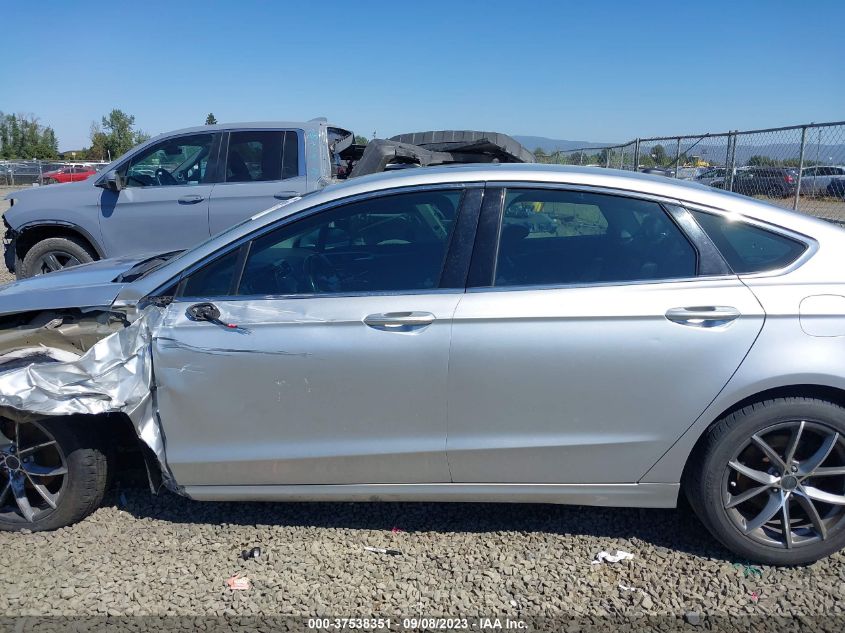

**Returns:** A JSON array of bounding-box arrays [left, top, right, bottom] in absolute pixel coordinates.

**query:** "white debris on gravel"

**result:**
[[1, 490, 843, 617]]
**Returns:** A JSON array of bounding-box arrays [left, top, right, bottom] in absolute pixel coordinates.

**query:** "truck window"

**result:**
[[225, 130, 300, 183]]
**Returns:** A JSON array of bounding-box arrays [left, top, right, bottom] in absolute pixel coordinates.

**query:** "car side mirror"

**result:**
[[97, 170, 124, 192]]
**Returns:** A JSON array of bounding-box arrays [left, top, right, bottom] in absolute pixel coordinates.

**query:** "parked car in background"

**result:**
[[0, 162, 42, 185], [675, 167, 708, 180], [1, 164, 845, 566], [722, 167, 798, 198], [800, 165, 845, 196], [3, 121, 533, 278], [828, 178, 845, 199], [696, 167, 730, 187], [42, 165, 99, 184], [638, 167, 673, 177]]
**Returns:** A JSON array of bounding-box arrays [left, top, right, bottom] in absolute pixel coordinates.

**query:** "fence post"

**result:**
[[724, 133, 732, 173], [674, 138, 681, 178], [633, 139, 640, 171], [725, 130, 737, 191], [619, 147, 625, 170], [605, 148, 611, 168], [793, 126, 807, 211]]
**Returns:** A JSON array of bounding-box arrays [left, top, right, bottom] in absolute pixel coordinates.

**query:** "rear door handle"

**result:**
[[665, 306, 741, 327], [178, 195, 205, 204], [274, 190, 300, 200], [364, 311, 435, 330]]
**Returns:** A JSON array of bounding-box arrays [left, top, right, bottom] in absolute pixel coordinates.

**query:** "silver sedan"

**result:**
[[1, 164, 844, 565]]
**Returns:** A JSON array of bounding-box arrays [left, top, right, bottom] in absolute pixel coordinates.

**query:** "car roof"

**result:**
[[148, 119, 337, 138]]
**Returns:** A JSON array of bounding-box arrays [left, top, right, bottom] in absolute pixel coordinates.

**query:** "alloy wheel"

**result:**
[[0, 419, 68, 523], [33, 251, 81, 275], [722, 420, 845, 549]]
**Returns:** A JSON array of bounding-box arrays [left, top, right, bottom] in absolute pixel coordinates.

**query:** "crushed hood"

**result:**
[[0, 255, 154, 316]]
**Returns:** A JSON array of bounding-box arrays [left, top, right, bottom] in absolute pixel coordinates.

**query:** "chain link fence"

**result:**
[[538, 121, 845, 222], [0, 160, 108, 187]]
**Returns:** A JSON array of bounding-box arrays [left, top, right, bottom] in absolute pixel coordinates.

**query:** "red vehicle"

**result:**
[[42, 164, 99, 184]]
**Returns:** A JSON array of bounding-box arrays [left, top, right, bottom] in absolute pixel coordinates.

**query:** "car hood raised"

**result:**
[[0, 255, 150, 316]]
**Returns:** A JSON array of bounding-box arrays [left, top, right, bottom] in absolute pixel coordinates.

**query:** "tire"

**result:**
[[45, 178, 58, 185], [0, 417, 110, 532], [686, 397, 845, 565], [18, 235, 96, 279]]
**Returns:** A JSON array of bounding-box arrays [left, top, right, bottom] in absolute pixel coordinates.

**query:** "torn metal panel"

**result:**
[[0, 306, 177, 489]]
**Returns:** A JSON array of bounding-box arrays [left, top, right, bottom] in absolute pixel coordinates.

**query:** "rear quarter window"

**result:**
[[691, 210, 807, 274]]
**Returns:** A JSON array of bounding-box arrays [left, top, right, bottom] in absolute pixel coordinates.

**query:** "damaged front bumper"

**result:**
[[0, 305, 181, 492], [3, 217, 17, 275]]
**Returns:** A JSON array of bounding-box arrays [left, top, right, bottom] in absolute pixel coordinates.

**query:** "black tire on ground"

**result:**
[[685, 397, 845, 565], [0, 417, 110, 532], [18, 235, 96, 279]]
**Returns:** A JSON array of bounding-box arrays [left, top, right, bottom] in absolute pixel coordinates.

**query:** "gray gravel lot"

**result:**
[[1, 489, 844, 617], [0, 184, 844, 620]]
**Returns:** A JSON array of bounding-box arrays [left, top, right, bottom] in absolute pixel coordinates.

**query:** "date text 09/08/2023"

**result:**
[[307, 617, 529, 630]]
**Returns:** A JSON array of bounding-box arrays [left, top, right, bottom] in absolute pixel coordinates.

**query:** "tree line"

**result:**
[[0, 113, 59, 159]]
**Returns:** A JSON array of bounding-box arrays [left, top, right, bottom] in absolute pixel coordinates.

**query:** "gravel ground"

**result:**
[[0, 184, 844, 621], [1, 489, 844, 618]]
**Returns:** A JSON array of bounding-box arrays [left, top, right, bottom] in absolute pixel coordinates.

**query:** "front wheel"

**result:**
[[0, 418, 110, 531], [686, 397, 845, 565], [18, 236, 96, 278]]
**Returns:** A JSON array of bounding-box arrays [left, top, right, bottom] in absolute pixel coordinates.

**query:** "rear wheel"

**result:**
[[0, 418, 109, 531], [687, 398, 845, 565], [18, 236, 96, 278]]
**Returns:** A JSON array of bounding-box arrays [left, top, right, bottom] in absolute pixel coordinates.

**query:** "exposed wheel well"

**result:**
[[681, 384, 845, 487], [16, 225, 101, 262], [48, 412, 162, 492]]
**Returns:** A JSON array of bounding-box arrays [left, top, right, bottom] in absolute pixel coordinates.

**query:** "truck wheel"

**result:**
[[18, 236, 96, 278], [0, 418, 110, 532], [686, 397, 845, 565]]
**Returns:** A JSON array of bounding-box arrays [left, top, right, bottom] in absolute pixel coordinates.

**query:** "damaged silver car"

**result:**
[[2, 164, 845, 566]]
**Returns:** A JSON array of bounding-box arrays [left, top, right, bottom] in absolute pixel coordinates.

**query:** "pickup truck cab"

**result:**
[[3, 122, 532, 278], [3, 119, 343, 278]]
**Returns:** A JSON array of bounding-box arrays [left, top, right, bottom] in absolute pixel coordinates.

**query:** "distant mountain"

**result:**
[[513, 135, 617, 154]]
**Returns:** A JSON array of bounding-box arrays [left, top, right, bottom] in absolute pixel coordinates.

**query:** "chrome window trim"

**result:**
[[173, 287, 465, 304], [679, 201, 818, 279], [152, 182, 480, 301], [467, 274, 734, 295]]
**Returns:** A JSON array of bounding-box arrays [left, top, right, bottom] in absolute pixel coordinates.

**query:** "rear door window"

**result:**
[[493, 188, 697, 287], [225, 130, 299, 183], [691, 210, 807, 273]]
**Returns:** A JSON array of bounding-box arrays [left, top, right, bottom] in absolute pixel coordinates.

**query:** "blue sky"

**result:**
[[2, 0, 843, 151]]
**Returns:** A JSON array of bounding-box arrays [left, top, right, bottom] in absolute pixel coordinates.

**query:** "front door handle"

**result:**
[[274, 190, 300, 200], [178, 194, 205, 204], [665, 306, 741, 327], [364, 311, 435, 330]]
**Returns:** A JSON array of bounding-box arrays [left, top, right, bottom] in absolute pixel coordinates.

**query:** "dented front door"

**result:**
[[151, 294, 459, 487]]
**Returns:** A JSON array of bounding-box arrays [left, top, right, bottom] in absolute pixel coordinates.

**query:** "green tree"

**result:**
[[205, 113, 218, 125], [88, 109, 148, 161], [650, 144, 667, 165], [353, 135, 369, 145], [747, 155, 777, 167], [0, 112, 59, 159]]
